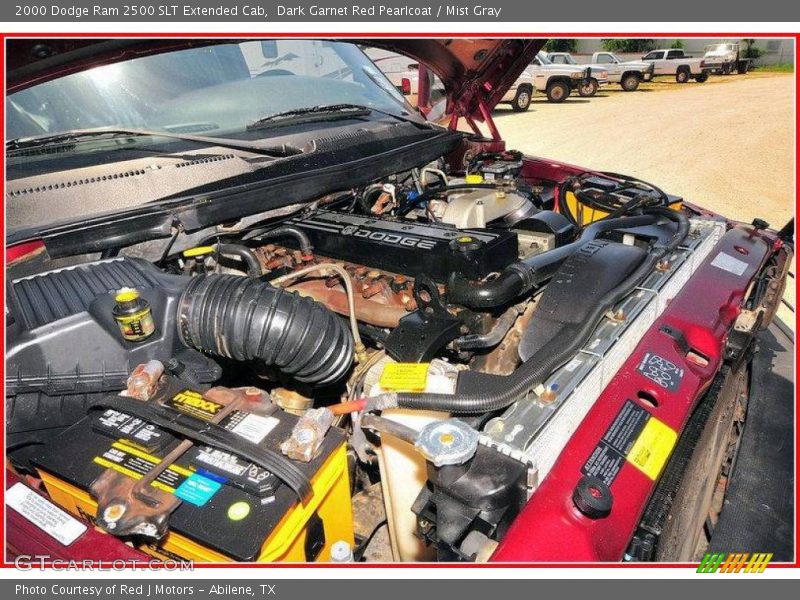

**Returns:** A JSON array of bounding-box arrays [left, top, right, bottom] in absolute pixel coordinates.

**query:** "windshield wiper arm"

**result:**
[[6, 127, 302, 158], [246, 104, 375, 131]]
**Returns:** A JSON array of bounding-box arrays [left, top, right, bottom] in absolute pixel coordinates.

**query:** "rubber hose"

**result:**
[[452, 304, 524, 351], [385, 209, 689, 414], [215, 243, 262, 277], [250, 225, 313, 255], [178, 274, 354, 386], [447, 214, 661, 309]]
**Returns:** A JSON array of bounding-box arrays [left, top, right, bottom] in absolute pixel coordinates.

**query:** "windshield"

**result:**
[[6, 40, 412, 143], [536, 52, 553, 65]]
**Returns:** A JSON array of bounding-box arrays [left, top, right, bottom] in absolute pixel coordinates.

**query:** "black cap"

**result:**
[[751, 218, 770, 230], [573, 476, 613, 519]]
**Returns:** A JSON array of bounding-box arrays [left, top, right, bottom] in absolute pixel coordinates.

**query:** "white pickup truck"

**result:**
[[529, 51, 598, 102], [641, 49, 710, 83], [547, 51, 653, 91], [703, 43, 752, 75]]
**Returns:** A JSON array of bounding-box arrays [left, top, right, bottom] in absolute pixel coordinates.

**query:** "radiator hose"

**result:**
[[369, 208, 689, 414], [178, 274, 354, 385]]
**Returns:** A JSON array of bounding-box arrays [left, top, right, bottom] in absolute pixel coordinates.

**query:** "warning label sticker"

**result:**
[[710, 251, 748, 276], [226, 412, 279, 445], [6, 482, 87, 546], [93, 441, 192, 493], [93, 409, 172, 451], [626, 417, 678, 480], [637, 352, 685, 392], [380, 362, 430, 392], [582, 400, 677, 486]]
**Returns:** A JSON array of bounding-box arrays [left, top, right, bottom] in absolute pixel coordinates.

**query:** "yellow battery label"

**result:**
[[380, 362, 430, 392], [93, 441, 193, 493], [166, 389, 224, 421], [626, 417, 677, 480]]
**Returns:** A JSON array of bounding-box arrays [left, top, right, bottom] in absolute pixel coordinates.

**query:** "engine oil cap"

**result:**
[[449, 235, 483, 253], [572, 476, 613, 519]]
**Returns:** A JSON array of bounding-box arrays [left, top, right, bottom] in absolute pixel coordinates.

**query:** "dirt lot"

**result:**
[[494, 72, 796, 328]]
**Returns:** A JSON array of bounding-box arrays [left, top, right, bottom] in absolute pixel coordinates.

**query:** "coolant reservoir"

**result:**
[[364, 357, 460, 561]]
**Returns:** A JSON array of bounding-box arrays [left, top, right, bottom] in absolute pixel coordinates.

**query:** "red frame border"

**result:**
[[1, 30, 797, 571]]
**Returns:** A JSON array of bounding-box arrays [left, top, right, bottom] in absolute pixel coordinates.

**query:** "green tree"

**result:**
[[742, 39, 763, 60], [670, 39, 685, 49], [601, 39, 656, 53], [543, 39, 578, 53]]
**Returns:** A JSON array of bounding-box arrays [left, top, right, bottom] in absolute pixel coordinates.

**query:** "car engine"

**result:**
[[6, 150, 728, 563]]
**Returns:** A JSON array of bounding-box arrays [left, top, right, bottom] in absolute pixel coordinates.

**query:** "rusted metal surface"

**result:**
[[257, 245, 418, 327], [470, 299, 537, 375]]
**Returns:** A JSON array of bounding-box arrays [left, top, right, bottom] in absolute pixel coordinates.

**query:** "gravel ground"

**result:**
[[494, 72, 796, 328]]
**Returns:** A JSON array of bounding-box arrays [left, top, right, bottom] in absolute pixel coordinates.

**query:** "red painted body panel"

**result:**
[[491, 225, 773, 562], [5, 472, 149, 564]]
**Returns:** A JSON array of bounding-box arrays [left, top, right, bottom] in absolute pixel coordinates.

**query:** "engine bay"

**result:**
[[6, 148, 736, 562]]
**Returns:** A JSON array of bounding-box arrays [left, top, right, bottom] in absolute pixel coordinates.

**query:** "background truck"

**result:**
[[530, 51, 593, 102], [641, 48, 710, 83], [703, 43, 752, 75], [547, 51, 653, 91]]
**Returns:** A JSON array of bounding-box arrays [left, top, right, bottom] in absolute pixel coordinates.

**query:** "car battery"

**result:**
[[31, 382, 353, 563], [565, 176, 683, 227]]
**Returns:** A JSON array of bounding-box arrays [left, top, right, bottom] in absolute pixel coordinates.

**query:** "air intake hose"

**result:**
[[370, 208, 689, 414], [178, 274, 354, 385], [446, 214, 662, 309]]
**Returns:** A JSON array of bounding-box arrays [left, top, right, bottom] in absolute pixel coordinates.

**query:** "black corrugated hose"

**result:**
[[178, 274, 354, 386], [370, 208, 689, 414]]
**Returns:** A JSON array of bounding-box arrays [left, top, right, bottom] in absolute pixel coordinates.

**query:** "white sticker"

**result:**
[[710, 252, 748, 276], [230, 413, 280, 445], [6, 482, 87, 546]]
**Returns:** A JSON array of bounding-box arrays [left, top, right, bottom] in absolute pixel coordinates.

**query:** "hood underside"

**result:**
[[353, 39, 544, 119], [6, 38, 544, 121]]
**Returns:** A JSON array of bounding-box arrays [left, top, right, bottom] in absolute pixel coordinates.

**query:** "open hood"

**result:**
[[355, 39, 544, 120], [7, 38, 544, 121]]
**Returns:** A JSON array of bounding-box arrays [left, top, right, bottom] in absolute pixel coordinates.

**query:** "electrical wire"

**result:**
[[354, 520, 388, 562]]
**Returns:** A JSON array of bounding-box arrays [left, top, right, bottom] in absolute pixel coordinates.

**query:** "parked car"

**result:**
[[703, 43, 752, 75], [4, 38, 793, 566], [530, 51, 594, 102], [641, 48, 710, 83], [547, 51, 653, 91]]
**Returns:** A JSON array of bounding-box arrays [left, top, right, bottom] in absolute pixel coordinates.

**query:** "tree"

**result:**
[[543, 39, 578, 53], [601, 39, 656, 53], [742, 39, 764, 60], [670, 39, 685, 49]]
